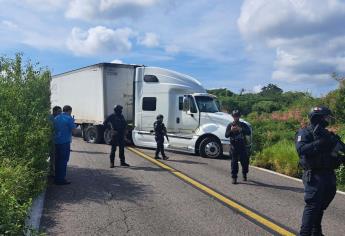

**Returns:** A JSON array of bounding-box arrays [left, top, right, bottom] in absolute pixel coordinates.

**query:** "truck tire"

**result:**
[[103, 128, 113, 145], [199, 137, 222, 158], [85, 125, 104, 144]]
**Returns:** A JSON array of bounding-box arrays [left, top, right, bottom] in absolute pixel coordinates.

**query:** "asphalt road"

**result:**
[[40, 137, 345, 235]]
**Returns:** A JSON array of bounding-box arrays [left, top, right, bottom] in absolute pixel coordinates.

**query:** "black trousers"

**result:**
[[109, 135, 125, 163], [230, 145, 249, 178], [299, 170, 336, 236], [155, 137, 165, 157]]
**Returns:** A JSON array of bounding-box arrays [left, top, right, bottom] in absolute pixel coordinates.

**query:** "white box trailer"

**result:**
[[51, 63, 251, 158], [51, 63, 136, 124]]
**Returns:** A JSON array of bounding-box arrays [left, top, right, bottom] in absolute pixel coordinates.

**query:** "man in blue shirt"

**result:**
[[54, 105, 76, 185]]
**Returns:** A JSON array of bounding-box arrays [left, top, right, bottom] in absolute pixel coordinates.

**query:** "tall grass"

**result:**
[[252, 140, 302, 177]]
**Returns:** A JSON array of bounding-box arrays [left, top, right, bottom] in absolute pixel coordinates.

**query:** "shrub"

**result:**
[[252, 140, 301, 177], [0, 54, 51, 235]]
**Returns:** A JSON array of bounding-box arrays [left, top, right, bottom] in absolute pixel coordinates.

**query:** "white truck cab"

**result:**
[[132, 67, 248, 158]]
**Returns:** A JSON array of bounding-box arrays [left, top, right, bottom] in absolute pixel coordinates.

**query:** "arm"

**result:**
[[296, 129, 322, 156], [241, 122, 251, 136], [68, 116, 77, 130], [163, 124, 169, 141], [103, 115, 111, 128], [225, 123, 232, 138]]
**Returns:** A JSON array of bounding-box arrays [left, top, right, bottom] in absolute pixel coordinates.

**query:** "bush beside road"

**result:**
[[0, 54, 51, 235]]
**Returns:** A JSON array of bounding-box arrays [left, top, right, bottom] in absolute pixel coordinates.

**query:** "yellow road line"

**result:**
[[127, 147, 295, 236]]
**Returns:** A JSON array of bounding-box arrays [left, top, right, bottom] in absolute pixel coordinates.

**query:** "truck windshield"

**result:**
[[195, 96, 220, 113]]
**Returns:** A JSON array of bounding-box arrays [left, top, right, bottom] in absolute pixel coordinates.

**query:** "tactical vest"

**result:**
[[298, 126, 340, 170]]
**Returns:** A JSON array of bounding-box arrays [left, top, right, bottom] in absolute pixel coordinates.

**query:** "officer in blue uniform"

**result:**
[[154, 114, 169, 160], [225, 110, 251, 184], [296, 106, 344, 236], [104, 105, 130, 168]]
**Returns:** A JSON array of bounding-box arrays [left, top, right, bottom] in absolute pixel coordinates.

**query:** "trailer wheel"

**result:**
[[85, 126, 104, 144], [81, 125, 88, 141], [199, 137, 222, 158], [103, 128, 113, 145]]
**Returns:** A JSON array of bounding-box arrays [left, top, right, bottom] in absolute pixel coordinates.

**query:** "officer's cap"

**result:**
[[232, 110, 241, 117], [114, 105, 123, 112]]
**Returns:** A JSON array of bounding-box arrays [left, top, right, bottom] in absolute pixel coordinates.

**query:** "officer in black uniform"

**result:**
[[154, 114, 169, 160], [296, 106, 345, 236], [104, 105, 130, 168], [225, 110, 251, 184]]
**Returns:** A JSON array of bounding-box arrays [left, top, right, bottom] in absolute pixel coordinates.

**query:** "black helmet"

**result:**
[[308, 106, 332, 126], [308, 106, 332, 120], [114, 105, 123, 113], [232, 110, 241, 117], [156, 114, 164, 120]]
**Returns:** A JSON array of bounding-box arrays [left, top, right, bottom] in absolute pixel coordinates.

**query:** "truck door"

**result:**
[[179, 95, 199, 134]]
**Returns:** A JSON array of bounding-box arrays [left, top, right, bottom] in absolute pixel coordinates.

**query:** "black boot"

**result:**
[[232, 178, 238, 184], [121, 162, 130, 167], [110, 161, 115, 168], [243, 174, 247, 181]]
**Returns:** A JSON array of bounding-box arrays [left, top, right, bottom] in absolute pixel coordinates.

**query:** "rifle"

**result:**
[[330, 133, 345, 164]]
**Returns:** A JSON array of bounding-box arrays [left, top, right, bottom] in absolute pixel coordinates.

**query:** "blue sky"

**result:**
[[1, 0, 344, 96]]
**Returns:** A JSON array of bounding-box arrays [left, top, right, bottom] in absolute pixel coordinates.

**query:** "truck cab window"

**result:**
[[142, 97, 157, 111], [195, 96, 219, 113], [179, 96, 183, 110], [144, 75, 159, 83]]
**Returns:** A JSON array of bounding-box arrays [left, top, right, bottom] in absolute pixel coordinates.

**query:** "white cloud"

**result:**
[[1, 20, 18, 30], [111, 59, 123, 64], [138, 32, 159, 48], [67, 26, 135, 56], [238, 0, 345, 85], [65, 0, 158, 21], [165, 44, 180, 54], [23, 0, 66, 11], [252, 84, 263, 93]]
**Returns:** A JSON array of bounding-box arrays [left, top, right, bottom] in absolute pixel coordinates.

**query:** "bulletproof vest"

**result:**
[[298, 126, 340, 170], [154, 121, 165, 137], [111, 114, 127, 133], [230, 121, 245, 145]]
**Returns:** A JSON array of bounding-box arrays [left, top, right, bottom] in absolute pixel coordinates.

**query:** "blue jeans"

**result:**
[[55, 143, 71, 183]]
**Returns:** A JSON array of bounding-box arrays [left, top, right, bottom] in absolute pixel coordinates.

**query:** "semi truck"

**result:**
[[51, 63, 251, 158]]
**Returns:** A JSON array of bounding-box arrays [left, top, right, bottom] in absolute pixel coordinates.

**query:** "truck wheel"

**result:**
[[81, 125, 87, 141], [199, 137, 222, 158], [103, 128, 113, 145], [85, 126, 104, 144]]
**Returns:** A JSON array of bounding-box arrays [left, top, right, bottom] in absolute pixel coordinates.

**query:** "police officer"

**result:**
[[154, 114, 169, 160], [104, 105, 130, 168], [296, 106, 344, 236], [225, 110, 251, 184]]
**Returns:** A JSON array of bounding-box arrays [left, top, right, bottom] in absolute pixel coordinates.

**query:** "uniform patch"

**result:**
[[297, 135, 302, 142]]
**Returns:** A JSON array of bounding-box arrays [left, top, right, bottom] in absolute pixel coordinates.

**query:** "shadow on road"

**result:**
[[71, 149, 109, 155], [243, 180, 304, 193], [40, 165, 153, 231], [166, 159, 208, 165]]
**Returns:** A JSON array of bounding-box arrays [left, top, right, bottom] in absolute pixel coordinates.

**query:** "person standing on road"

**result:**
[[154, 114, 169, 160], [296, 106, 345, 236], [225, 110, 251, 185], [49, 106, 62, 177], [54, 105, 76, 185], [104, 105, 130, 168]]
